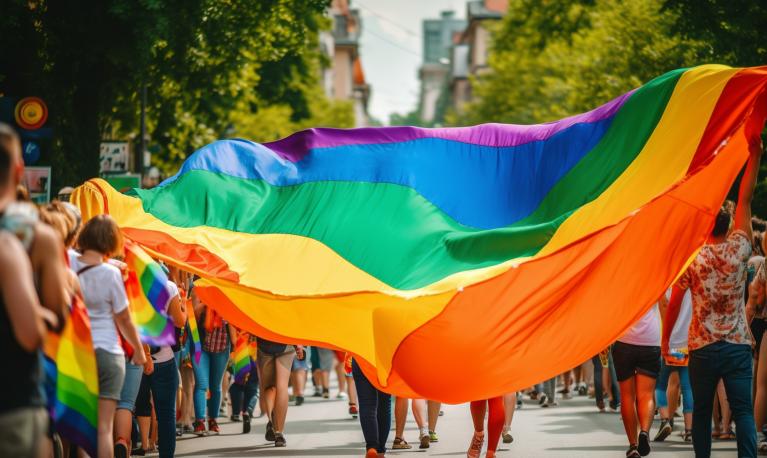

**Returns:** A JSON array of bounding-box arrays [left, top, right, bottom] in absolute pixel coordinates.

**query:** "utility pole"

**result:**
[[139, 83, 147, 178]]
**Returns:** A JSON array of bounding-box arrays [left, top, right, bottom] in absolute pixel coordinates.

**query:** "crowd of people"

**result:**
[[2, 113, 767, 458]]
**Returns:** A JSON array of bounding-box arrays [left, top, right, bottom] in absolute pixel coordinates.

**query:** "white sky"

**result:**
[[355, 0, 467, 124]]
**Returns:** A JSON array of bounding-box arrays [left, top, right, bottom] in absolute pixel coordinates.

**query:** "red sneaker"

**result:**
[[208, 418, 220, 435], [349, 403, 358, 418], [192, 419, 207, 436]]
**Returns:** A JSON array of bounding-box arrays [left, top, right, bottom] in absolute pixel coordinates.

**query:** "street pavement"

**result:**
[[174, 387, 737, 457]]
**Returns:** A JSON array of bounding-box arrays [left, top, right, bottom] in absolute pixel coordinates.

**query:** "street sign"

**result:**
[[100, 141, 130, 173]]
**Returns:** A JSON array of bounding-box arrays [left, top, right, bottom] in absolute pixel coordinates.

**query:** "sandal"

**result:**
[[683, 429, 692, 442], [626, 445, 641, 458], [719, 431, 736, 441]]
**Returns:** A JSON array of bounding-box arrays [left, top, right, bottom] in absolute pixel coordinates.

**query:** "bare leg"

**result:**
[[98, 399, 117, 458], [272, 353, 295, 433], [137, 415, 151, 451], [718, 381, 733, 434], [412, 399, 427, 433], [470, 400, 487, 432], [334, 358, 347, 395], [347, 376, 357, 406], [114, 408, 134, 450], [619, 378, 638, 446], [395, 397, 408, 439], [503, 393, 516, 429], [292, 369, 307, 397], [636, 374, 657, 433], [427, 400, 441, 432]]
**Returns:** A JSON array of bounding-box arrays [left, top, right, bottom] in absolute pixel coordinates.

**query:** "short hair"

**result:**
[[712, 207, 732, 237], [0, 123, 20, 188], [76, 214, 122, 256]]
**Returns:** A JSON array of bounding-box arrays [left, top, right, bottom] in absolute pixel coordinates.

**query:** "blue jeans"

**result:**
[[352, 359, 391, 454], [689, 341, 755, 458], [147, 360, 178, 458], [192, 347, 230, 420], [229, 379, 259, 415], [592, 352, 620, 409], [655, 361, 693, 413]]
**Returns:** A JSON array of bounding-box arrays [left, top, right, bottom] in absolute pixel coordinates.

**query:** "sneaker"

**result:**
[[183, 424, 194, 434], [467, 431, 485, 458], [577, 383, 588, 396], [419, 433, 430, 449], [312, 388, 322, 397], [336, 391, 348, 400], [502, 431, 513, 444], [295, 396, 304, 406], [654, 419, 672, 442], [274, 432, 286, 447], [392, 437, 412, 450], [538, 394, 547, 405], [322, 388, 330, 399], [242, 413, 251, 434], [429, 430, 439, 443], [638, 431, 651, 456], [543, 400, 558, 408], [230, 414, 240, 422], [265, 421, 276, 441], [130, 448, 146, 456], [114, 442, 128, 458], [207, 418, 220, 435], [365, 448, 378, 458], [596, 400, 606, 412], [192, 419, 207, 436], [349, 403, 358, 418], [626, 445, 641, 458], [683, 430, 692, 443]]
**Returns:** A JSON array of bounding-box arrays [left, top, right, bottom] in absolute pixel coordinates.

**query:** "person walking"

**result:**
[[613, 301, 662, 457], [351, 357, 391, 458], [256, 336, 303, 447], [466, 397, 504, 458], [72, 215, 146, 458], [664, 137, 763, 458]]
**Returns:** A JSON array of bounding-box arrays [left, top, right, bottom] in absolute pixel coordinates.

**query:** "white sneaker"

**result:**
[[336, 391, 348, 400]]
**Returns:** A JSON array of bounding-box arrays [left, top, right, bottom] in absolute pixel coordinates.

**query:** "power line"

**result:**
[[364, 27, 422, 59], [356, 1, 420, 38]]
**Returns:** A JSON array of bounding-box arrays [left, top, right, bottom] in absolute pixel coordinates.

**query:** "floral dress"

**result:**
[[677, 230, 753, 351]]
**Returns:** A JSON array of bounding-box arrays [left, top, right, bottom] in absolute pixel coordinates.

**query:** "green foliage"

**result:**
[[0, 0, 354, 187], [463, 0, 704, 126]]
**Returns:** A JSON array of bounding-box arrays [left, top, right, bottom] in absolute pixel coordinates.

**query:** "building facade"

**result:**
[[449, 0, 508, 116], [418, 11, 466, 125], [322, 0, 371, 127]]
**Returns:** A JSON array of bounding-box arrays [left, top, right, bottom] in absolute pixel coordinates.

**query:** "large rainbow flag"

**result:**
[[73, 65, 767, 402]]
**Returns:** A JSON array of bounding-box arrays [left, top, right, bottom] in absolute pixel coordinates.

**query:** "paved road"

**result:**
[[174, 389, 737, 457]]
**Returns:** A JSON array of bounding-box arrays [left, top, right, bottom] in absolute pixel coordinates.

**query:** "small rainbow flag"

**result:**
[[186, 297, 202, 364], [43, 295, 98, 457], [232, 334, 255, 383], [124, 240, 175, 345]]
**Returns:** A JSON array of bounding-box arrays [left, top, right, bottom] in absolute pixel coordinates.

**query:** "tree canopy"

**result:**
[[0, 0, 353, 186]]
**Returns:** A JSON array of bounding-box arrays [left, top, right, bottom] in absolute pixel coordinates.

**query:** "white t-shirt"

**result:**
[[72, 257, 129, 355], [619, 303, 661, 347], [670, 289, 693, 349], [151, 280, 180, 364]]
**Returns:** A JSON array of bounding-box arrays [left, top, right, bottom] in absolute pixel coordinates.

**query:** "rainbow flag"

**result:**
[[232, 334, 254, 383], [186, 300, 202, 364], [72, 65, 767, 402], [124, 240, 175, 345], [43, 295, 98, 457]]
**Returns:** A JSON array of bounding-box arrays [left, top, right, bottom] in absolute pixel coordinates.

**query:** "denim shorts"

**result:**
[[117, 360, 144, 410]]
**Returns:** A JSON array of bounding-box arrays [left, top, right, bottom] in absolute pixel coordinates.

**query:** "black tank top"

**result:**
[[0, 295, 43, 412], [0, 210, 44, 413]]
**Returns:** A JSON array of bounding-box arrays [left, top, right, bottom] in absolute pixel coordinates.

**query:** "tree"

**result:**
[[0, 0, 347, 188], [463, 0, 704, 126]]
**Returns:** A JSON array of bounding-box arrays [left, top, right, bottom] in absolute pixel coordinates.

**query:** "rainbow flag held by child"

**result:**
[[124, 240, 175, 345], [232, 334, 254, 384], [43, 295, 99, 457], [186, 297, 202, 364]]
